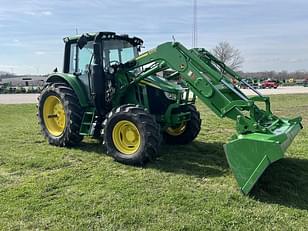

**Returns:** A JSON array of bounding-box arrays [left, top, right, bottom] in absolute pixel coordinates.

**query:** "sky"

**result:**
[[0, 0, 307, 74]]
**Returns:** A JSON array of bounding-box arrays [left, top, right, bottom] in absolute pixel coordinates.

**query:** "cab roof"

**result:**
[[63, 32, 143, 47]]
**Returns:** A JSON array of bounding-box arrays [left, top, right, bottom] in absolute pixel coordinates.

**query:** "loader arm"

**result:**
[[121, 42, 299, 134], [119, 41, 303, 194]]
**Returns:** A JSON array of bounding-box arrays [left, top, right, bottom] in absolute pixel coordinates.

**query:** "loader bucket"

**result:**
[[224, 117, 302, 194]]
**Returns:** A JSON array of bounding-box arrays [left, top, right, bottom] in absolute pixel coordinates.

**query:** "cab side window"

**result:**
[[78, 42, 94, 74], [69, 44, 77, 73], [69, 42, 94, 74]]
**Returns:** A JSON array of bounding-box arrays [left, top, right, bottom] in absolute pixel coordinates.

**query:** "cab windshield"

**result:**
[[103, 40, 138, 66]]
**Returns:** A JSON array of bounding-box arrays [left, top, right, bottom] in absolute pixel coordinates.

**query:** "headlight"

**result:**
[[164, 92, 177, 100]]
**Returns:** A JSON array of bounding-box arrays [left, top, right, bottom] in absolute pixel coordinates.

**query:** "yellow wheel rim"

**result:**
[[43, 95, 66, 137], [112, 120, 141, 155], [166, 122, 186, 136]]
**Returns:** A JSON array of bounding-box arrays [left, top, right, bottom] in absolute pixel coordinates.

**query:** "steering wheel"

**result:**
[[105, 60, 120, 74], [108, 60, 120, 66]]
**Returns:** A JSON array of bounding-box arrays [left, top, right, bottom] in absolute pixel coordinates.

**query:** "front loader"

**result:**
[[37, 32, 302, 194]]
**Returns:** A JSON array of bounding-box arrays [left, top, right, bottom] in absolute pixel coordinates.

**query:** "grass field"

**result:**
[[0, 94, 308, 230]]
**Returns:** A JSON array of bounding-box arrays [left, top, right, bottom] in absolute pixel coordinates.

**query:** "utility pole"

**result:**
[[192, 0, 198, 48]]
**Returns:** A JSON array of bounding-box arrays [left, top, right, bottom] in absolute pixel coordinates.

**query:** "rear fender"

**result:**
[[46, 73, 90, 107]]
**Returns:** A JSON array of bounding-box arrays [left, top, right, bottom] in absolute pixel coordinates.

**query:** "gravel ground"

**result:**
[[0, 94, 39, 104], [1, 86, 308, 104]]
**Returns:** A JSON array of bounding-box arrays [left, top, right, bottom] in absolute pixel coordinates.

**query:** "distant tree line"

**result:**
[[238, 71, 308, 81], [1, 69, 308, 83], [0, 72, 15, 80], [0, 72, 47, 80]]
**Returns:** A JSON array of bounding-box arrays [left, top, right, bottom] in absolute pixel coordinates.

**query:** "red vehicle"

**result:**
[[261, 80, 279, 89]]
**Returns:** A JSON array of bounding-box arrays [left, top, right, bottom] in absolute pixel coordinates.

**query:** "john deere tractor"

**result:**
[[38, 32, 302, 194]]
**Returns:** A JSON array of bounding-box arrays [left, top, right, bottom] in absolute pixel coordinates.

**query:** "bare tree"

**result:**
[[212, 41, 244, 70]]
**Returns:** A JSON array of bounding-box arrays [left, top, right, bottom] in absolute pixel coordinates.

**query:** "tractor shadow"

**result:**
[[150, 140, 308, 210], [148, 141, 229, 178], [76, 139, 230, 178], [74, 139, 308, 210], [250, 157, 308, 210], [76, 139, 105, 154]]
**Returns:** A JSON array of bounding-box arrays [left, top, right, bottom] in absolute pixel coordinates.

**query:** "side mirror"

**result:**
[[77, 34, 88, 49], [137, 46, 142, 52], [137, 45, 145, 52]]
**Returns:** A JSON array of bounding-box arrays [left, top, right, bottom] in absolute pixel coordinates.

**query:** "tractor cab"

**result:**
[[61, 32, 143, 115], [63, 32, 142, 75]]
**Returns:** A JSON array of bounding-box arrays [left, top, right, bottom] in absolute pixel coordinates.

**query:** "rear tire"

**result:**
[[37, 82, 84, 146], [164, 105, 201, 145], [102, 104, 161, 166]]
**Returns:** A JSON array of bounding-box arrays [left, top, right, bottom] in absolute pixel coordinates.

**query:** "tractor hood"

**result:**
[[140, 75, 184, 93]]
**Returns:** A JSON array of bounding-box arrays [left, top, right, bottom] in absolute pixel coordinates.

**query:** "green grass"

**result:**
[[0, 94, 308, 230]]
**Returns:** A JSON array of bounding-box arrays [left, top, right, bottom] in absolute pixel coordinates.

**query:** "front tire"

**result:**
[[102, 104, 161, 166], [164, 105, 201, 145], [37, 82, 84, 146]]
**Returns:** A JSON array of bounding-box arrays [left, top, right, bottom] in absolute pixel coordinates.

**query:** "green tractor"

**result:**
[[37, 32, 302, 194]]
